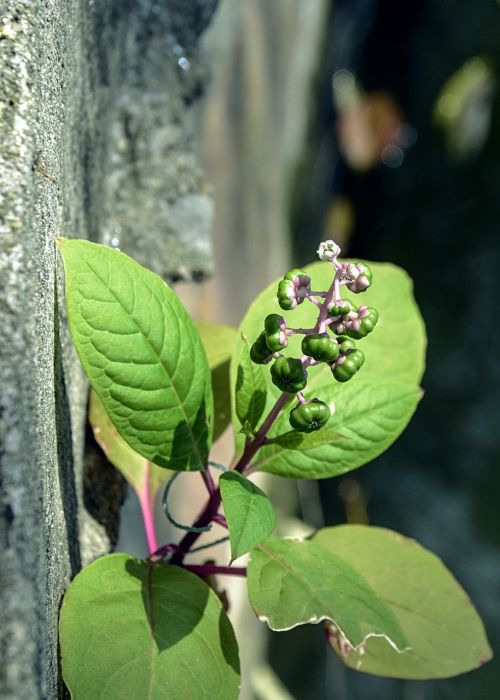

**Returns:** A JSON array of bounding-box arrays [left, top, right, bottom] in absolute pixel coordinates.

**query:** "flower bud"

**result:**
[[317, 240, 341, 262]]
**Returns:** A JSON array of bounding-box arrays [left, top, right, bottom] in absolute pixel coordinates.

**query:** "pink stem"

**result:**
[[213, 513, 228, 528], [138, 462, 159, 555]]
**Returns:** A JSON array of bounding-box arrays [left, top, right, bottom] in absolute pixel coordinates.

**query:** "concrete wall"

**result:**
[[0, 1, 217, 697]]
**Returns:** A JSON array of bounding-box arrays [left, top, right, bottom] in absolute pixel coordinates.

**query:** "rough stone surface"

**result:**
[[0, 1, 216, 698]]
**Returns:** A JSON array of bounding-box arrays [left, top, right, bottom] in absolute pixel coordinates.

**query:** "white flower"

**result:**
[[317, 240, 341, 262]]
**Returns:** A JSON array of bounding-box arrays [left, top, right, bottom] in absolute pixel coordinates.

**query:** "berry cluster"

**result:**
[[249, 241, 379, 433]]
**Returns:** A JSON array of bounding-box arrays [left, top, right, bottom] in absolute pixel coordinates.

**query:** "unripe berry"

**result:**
[[289, 399, 331, 432], [270, 356, 307, 393], [264, 314, 288, 352], [301, 334, 339, 363], [344, 307, 379, 339], [250, 332, 272, 364], [332, 349, 365, 382], [327, 298, 357, 317], [346, 262, 373, 293]]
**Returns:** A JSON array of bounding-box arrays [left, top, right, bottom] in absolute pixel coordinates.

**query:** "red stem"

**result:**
[[167, 272, 339, 566], [184, 564, 247, 577], [170, 393, 289, 565]]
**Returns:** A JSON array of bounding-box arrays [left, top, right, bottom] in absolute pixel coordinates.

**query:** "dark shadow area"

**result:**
[[53, 293, 81, 579], [212, 360, 232, 441], [124, 558, 209, 652], [83, 418, 128, 547], [218, 607, 241, 676], [165, 399, 211, 471]]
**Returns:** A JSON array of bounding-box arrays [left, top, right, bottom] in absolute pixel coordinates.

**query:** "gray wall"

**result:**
[[0, 1, 217, 697]]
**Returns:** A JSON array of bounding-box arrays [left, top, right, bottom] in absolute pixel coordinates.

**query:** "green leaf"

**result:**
[[266, 427, 343, 450], [219, 472, 276, 562], [234, 335, 267, 432], [196, 322, 238, 441], [247, 537, 407, 653], [231, 260, 426, 475], [57, 239, 213, 471], [252, 381, 421, 478], [89, 390, 168, 501], [196, 322, 238, 369], [314, 525, 493, 679], [59, 554, 240, 699]]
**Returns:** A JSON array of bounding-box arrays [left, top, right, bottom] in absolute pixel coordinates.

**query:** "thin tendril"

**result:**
[[208, 461, 228, 472], [162, 472, 212, 533]]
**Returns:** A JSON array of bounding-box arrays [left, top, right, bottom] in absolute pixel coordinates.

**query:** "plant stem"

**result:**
[[168, 267, 339, 567], [183, 564, 247, 577], [316, 269, 340, 334], [170, 393, 289, 565], [138, 463, 159, 555], [213, 513, 228, 528], [201, 468, 217, 496]]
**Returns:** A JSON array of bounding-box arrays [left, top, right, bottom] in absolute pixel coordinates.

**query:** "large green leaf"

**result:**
[[89, 390, 168, 502], [231, 260, 426, 476], [219, 472, 276, 562], [196, 322, 238, 441], [247, 536, 407, 653], [252, 381, 421, 478], [59, 554, 240, 699], [57, 239, 212, 471], [314, 525, 493, 679], [266, 427, 343, 450]]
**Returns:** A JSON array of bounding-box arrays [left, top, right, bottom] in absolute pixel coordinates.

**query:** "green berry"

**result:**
[[270, 356, 307, 393], [301, 334, 339, 363], [327, 298, 356, 317], [250, 332, 272, 364], [335, 335, 357, 354], [284, 268, 310, 284], [345, 307, 379, 339], [347, 262, 373, 293], [333, 349, 365, 382], [264, 314, 288, 352], [277, 279, 296, 310], [277, 269, 311, 310], [289, 399, 331, 432]]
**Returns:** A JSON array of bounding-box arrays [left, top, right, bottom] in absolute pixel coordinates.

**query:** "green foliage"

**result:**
[[314, 526, 493, 678], [59, 554, 240, 699], [265, 427, 343, 450], [253, 381, 421, 478], [247, 537, 406, 650], [57, 239, 491, 695], [219, 472, 276, 562], [57, 239, 213, 471], [232, 261, 425, 477]]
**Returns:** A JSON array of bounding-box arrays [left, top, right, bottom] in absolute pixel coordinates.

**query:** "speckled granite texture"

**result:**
[[0, 1, 216, 697]]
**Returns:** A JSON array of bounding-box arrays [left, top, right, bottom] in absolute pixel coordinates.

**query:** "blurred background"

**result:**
[[120, 0, 500, 697]]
